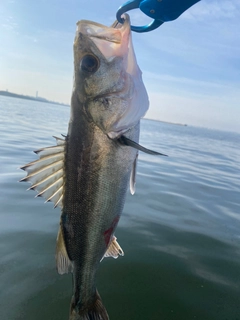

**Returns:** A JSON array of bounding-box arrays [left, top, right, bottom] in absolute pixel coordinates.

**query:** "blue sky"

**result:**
[[0, 0, 239, 132]]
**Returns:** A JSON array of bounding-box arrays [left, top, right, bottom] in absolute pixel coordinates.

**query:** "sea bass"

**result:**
[[21, 14, 152, 320]]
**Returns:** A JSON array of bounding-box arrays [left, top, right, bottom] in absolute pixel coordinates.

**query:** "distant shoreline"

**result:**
[[0, 90, 187, 127], [144, 117, 187, 127], [0, 90, 69, 107]]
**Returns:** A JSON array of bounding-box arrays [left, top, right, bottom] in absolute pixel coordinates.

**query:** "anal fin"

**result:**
[[56, 225, 73, 274], [102, 236, 124, 261]]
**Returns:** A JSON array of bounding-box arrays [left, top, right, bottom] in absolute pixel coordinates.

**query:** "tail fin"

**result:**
[[69, 290, 109, 320]]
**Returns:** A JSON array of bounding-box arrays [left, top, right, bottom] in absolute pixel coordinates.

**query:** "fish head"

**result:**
[[73, 14, 149, 138]]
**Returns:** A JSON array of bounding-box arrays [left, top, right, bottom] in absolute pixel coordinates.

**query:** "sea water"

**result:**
[[0, 95, 240, 320]]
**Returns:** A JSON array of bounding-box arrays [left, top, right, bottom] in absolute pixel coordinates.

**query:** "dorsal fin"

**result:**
[[20, 136, 66, 208]]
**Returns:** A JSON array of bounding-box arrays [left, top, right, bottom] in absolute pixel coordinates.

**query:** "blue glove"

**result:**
[[117, 0, 201, 32]]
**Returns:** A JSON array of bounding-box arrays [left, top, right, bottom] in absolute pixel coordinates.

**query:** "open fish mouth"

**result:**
[[74, 14, 149, 139]]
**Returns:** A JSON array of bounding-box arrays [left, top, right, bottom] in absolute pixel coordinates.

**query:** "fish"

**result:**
[[20, 14, 165, 320]]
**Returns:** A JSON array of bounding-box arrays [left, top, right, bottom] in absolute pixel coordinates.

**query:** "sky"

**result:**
[[0, 0, 240, 133]]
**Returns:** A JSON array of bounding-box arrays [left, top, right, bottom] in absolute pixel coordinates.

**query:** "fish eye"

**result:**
[[80, 54, 99, 73]]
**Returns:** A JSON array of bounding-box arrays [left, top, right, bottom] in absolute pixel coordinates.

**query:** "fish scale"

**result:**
[[63, 112, 138, 318]]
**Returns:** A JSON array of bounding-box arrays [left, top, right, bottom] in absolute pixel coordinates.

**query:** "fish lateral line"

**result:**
[[117, 135, 168, 156]]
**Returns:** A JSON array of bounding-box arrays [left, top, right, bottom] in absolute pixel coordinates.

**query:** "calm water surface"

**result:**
[[0, 96, 240, 320]]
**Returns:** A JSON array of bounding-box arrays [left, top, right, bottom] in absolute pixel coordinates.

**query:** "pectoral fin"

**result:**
[[118, 135, 167, 156], [130, 154, 138, 195], [56, 225, 73, 274], [101, 236, 124, 261]]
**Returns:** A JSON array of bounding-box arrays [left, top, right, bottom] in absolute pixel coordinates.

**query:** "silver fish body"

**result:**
[[21, 14, 149, 320], [64, 108, 139, 319]]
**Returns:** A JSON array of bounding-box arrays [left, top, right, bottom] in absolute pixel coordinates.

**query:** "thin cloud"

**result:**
[[1, 16, 18, 31], [143, 71, 239, 91], [183, 0, 240, 20]]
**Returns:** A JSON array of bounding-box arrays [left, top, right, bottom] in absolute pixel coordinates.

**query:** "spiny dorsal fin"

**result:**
[[118, 135, 167, 156], [101, 236, 124, 261], [20, 136, 65, 208], [130, 154, 138, 195], [56, 224, 73, 274]]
